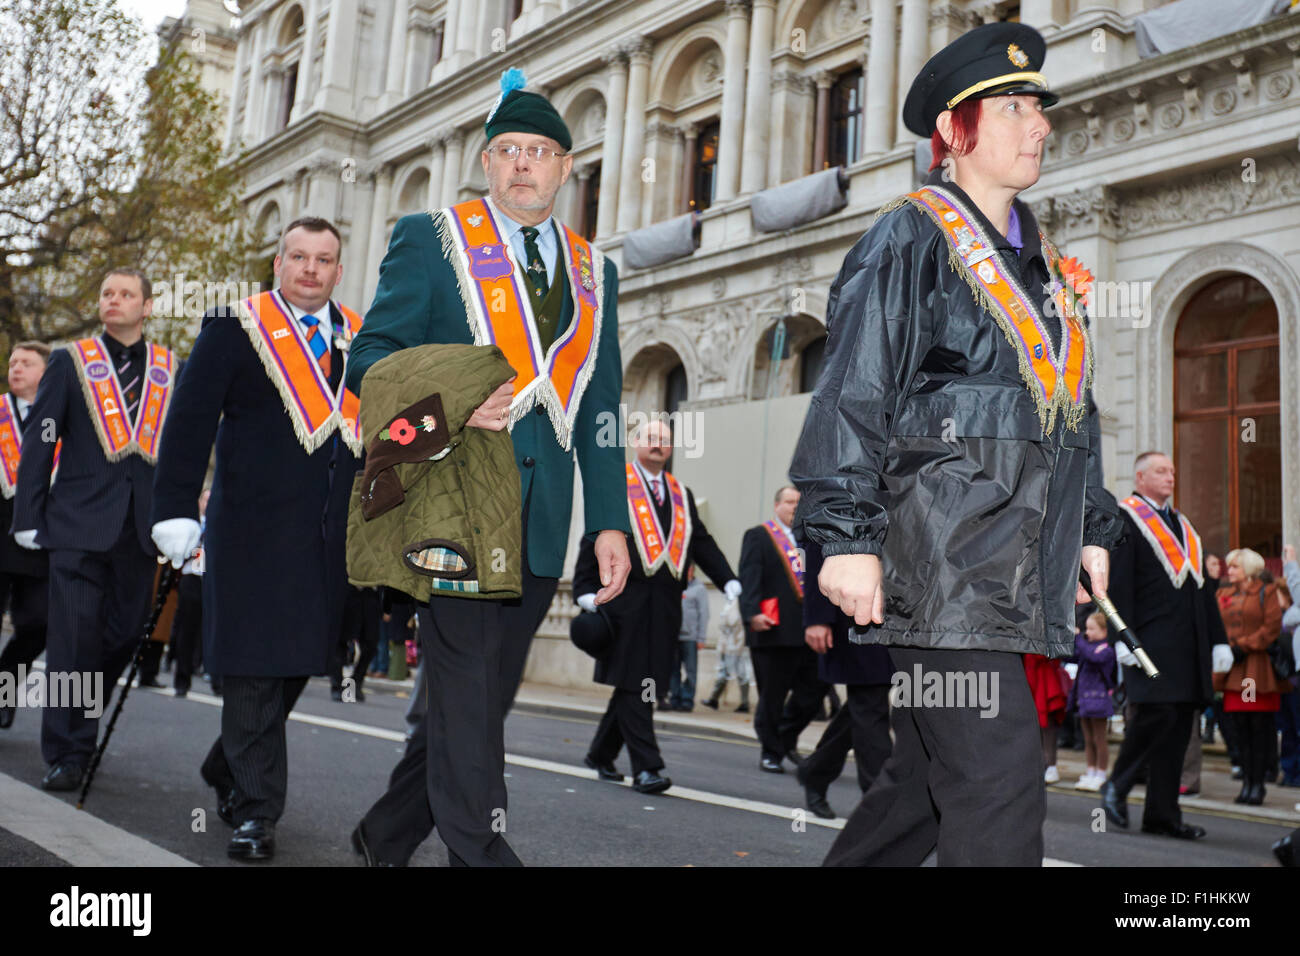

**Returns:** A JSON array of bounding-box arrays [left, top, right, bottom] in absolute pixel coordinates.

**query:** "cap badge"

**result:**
[[1007, 43, 1029, 68]]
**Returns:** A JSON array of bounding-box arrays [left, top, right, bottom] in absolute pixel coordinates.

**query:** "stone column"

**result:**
[[1019, 0, 1071, 30], [716, 0, 750, 203], [595, 48, 627, 238], [290, 0, 319, 123], [680, 124, 698, 212], [740, 0, 776, 194], [441, 129, 465, 207], [427, 133, 447, 209], [641, 120, 673, 227], [365, 165, 395, 304], [382, 0, 411, 109], [225, 20, 250, 148], [429, 1, 459, 82], [316, 0, 358, 115], [453, 0, 481, 64], [616, 37, 651, 233], [895, 0, 929, 143], [240, 18, 266, 143], [573, 165, 593, 236], [811, 71, 832, 170], [864, 0, 898, 155]]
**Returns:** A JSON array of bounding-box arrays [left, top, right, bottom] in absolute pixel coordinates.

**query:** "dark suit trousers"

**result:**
[[41, 519, 155, 767], [750, 644, 825, 760], [1109, 701, 1195, 828], [825, 647, 1044, 867], [0, 570, 49, 680], [801, 684, 892, 795], [330, 587, 381, 690], [200, 675, 308, 824], [589, 688, 663, 775], [359, 551, 557, 867], [170, 574, 202, 692]]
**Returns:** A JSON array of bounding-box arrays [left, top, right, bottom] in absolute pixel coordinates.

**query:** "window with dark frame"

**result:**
[[278, 62, 298, 130], [827, 68, 864, 170], [1173, 274, 1280, 561], [431, 23, 444, 66], [691, 120, 720, 212], [664, 362, 688, 473], [799, 336, 827, 393], [582, 164, 601, 241], [510, 0, 524, 22]]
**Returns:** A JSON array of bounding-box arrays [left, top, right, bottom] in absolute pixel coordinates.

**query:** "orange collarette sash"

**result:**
[[0, 394, 61, 499], [439, 198, 602, 452], [238, 290, 363, 456], [626, 464, 691, 579], [1119, 496, 1205, 589], [762, 520, 805, 600], [901, 185, 1092, 434], [69, 337, 175, 464]]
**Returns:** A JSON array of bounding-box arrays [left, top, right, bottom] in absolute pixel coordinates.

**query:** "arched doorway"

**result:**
[[1173, 274, 1280, 559]]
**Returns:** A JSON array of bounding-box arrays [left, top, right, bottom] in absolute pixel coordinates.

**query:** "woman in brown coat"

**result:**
[[1215, 548, 1283, 805]]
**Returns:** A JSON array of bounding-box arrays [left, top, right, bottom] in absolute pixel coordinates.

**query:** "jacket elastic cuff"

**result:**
[[820, 539, 883, 558]]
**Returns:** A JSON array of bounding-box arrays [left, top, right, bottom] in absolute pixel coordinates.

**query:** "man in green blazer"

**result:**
[[346, 69, 631, 867]]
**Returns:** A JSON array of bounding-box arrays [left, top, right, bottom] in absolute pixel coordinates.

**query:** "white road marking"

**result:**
[[0, 770, 195, 866]]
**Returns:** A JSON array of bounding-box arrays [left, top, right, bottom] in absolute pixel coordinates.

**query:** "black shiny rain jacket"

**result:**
[[790, 171, 1122, 659]]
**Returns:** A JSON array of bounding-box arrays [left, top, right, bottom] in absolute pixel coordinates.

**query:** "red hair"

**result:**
[[928, 99, 982, 171]]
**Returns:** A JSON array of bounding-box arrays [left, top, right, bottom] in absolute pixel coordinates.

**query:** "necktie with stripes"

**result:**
[[116, 351, 141, 424], [651, 477, 664, 506], [300, 313, 331, 377]]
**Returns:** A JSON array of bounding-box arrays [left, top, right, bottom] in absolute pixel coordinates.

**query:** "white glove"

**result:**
[[1115, 642, 1138, 668], [724, 579, 742, 601], [13, 530, 39, 551], [1211, 644, 1234, 674], [151, 517, 202, 569], [576, 593, 598, 613]]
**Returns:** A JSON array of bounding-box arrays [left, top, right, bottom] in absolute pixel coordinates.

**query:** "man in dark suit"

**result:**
[[796, 537, 893, 818], [573, 419, 740, 793], [1100, 451, 1224, 840], [152, 217, 362, 861], [13, 268, 175, 791], [345, 74, 630, 867], [0, 341, 52, 730], [740, 486, 826, 773]]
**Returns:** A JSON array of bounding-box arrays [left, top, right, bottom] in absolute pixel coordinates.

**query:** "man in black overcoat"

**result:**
[[796, 537, 893, 818], [151, 217, 361, 861], [572, 419, 740, 793], [1100, 451, 1224, 840], [0, 341, 52, 731], [14, 269, 174, 792], [740, 486, 826, 773]]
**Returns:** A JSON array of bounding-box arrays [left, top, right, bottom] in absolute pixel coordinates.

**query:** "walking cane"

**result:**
[[77, 563, 181, 810]]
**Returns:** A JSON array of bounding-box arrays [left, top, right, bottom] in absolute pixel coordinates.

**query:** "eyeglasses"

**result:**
[[487, 144, 567, 163]]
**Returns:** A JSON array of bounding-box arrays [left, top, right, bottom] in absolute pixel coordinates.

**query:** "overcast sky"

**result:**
[[119, 0, 190, 31]]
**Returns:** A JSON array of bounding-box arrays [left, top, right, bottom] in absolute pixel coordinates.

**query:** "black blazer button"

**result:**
[[535, 405, 545, 416], [522, 456, 535, 467]]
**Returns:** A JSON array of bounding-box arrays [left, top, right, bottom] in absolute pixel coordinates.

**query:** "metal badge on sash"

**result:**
[[69, 338, 175, 464]]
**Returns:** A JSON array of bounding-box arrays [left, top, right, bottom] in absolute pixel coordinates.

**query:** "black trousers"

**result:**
[[750, 644, 825, 760], [825, 647, 1044, 866], [1230, 710, 1278, 789], [589, 687, 663, 775], [359, 555, 557, 867], [0, 569, 49, 683], [801, 683, 892, 795], [200, 675, 309, 824], [1109, 701, 1195, 829], [170, 574, 203, 692], [137, 640, 164, 684], [41, 521, 155, 767], [330, 587, 381, 691]]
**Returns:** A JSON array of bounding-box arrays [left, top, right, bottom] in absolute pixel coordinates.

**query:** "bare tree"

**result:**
[[0, 0, 256, 354]]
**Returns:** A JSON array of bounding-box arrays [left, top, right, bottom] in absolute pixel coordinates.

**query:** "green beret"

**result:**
[[484, 69, 572, 152]]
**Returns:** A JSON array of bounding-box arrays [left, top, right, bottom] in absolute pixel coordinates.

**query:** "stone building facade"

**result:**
[[211, 0, 1300, 686]]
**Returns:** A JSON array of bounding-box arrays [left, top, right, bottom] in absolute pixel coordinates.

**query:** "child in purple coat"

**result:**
[[1070, 611, 1116, 791]]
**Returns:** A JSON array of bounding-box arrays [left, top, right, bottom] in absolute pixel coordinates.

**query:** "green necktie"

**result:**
[[521, 226, 549, 300]]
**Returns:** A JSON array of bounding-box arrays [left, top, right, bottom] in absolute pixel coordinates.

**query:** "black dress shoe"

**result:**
[[1234, 782, 1250, 804], [138, 677, 163, 688], [351, 822, 401, 866], [633, 770, 672, 794], [0, 703, 14, 729], [228, 820, 275, 860], [1141, 820, 1207, 840], [1273, 833, 1297, 867], [1244, 783, 1266, 806], [584, 755, 624, 782], [41, 762, 84, 792], [1099, 780, 1128, 829], [805, 788, 835, 819], [760, 755, 784, 774], [173, 687, 188, 699], [200, 767, 237, 827], [785, 749, 805, 769], [330, 687, 343, 702]]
